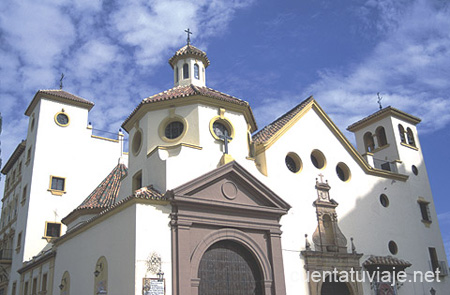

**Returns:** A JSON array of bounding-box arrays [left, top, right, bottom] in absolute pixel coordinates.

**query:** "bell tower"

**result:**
[[347, 106, 422, 175], [168, 29, 210, 87]]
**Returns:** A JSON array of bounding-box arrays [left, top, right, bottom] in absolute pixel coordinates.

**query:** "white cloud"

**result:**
[[254, 0, 450, 134], [70, 39, 123, 76], [110, 0, 254, 65], [0, 0, 255, 181], [0, 1, 75, 67]]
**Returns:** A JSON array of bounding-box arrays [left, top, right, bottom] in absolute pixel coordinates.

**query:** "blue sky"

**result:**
[[1, 0, 449, 257]]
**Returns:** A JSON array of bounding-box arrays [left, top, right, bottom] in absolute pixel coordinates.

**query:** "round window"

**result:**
[[132, 130, 142, 156], [336, 162, 351, 182], [388, 241, 398, 255], [412, 165, 419, 176], [311, 150, 326, 169], [209, 117, 234, 141], [285, 153, 302, 173], [380, 194, 389, 207], [165, 121, 184, 139], [213, 121, 229, 138], [55, 112, 69, 126]]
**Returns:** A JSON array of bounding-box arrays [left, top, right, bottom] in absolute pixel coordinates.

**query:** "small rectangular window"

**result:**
[[418, 199, 431, 223], [45, 222, 61, 238], [48, 176, 66, 195], [132, 170, 142, 192], [42, 274, 47, 291], [22, 185, 27, 203], [51, 177, 65, 191], [16, 232, 22, 249], [26, 147, 32, 163], [429, 247, 439, 272], [32, 278, 37, 295], [24, 281, 28, 295], [12, 282, 16, 295]]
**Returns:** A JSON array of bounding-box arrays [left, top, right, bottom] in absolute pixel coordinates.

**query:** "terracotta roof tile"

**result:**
[[38, 90, 94, 106], [1, 140, 26, 175], [25, 90, 95, 116], [77, 163, 127, 210], [363, 255, 412, 267], [59, 185, 168, 235], [168, 45, 210, 68], [252, 96, 314, 143], [133, 185, 165, 200], [347, 106, 421, 131], [122, 85, 254, 130]]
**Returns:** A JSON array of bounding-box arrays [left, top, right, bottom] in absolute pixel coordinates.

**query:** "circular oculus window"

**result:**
[[165, 121, 184, 139], [388, 241, 398, 255], [132, 129, 143, 156], [336, 162, 351, 182], [285, 153, 302, 173], [311, 150, 326, 169], [412, 165, 419, 176], [380, 194, 389, 207], [55, 112, 69, 127], [213, 121, 229, 138]]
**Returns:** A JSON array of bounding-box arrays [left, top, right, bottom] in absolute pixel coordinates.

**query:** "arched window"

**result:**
[[194, 64, 199, 79], [363, 132, 375, 152], [398, 124, 406, 143], [375, 126, 388, 147], [94, 256, 108, 295], [406, 127, 415, 146], [175, 67, 179, 83], [183, 63, 189, 79]]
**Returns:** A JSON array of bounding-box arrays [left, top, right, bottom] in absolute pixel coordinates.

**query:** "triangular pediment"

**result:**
[[169, 161, 290, 213], [253, 98, 408, 181]]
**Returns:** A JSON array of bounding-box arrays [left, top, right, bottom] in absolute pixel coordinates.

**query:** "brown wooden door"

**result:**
[[321, 281, 351, 295], [198, 240, 263, 295]]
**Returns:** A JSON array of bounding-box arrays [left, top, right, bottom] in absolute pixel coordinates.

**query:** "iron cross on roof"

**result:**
[[219, 129, 232, 155], [59, 73, 65, 89], [185, 28, 192, 45]]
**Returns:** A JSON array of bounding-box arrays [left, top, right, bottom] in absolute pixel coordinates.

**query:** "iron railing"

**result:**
[[373, 158, 398, 173]]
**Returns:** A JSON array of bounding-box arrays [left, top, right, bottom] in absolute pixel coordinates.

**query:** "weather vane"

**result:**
[[185, 28, 192, 45], [60, 73, 65, 90], [377, 92, 383, 110]]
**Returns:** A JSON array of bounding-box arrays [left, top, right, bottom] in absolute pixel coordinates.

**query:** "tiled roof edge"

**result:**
[[252, 96, 314, 143], [1, 140, 26, 175], [347, 106, 421, 131]]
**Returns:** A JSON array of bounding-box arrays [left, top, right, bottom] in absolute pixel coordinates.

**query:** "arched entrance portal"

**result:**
[[321, 280, 351, 295], [198, 240, 263, 295]]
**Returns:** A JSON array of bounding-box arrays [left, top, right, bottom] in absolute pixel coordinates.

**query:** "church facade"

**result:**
[[0, 42, 448, 295]]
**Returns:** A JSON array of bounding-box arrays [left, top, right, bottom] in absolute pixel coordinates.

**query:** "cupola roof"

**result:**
[[168, 44, 210, 69]]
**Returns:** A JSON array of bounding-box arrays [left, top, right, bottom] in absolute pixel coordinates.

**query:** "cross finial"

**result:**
[[60, 73, 65, 89], [219, 129, 233, 154], [377, 92, 383, 110], [184, 28, 192, 45], [318, 173, 324, 183]]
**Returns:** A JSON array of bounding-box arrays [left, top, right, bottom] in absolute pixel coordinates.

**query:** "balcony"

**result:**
[[373, 158, 398, 173], [0, 249, 12, 264]]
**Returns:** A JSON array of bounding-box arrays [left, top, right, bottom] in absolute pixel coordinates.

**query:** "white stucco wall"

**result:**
[[239, 107, 449, 294], [8, 95, 124, 289], [54, 204, 137, 295]]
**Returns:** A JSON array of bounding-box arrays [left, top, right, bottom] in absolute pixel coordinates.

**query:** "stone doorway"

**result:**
[[321, 280, 351, 295]]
